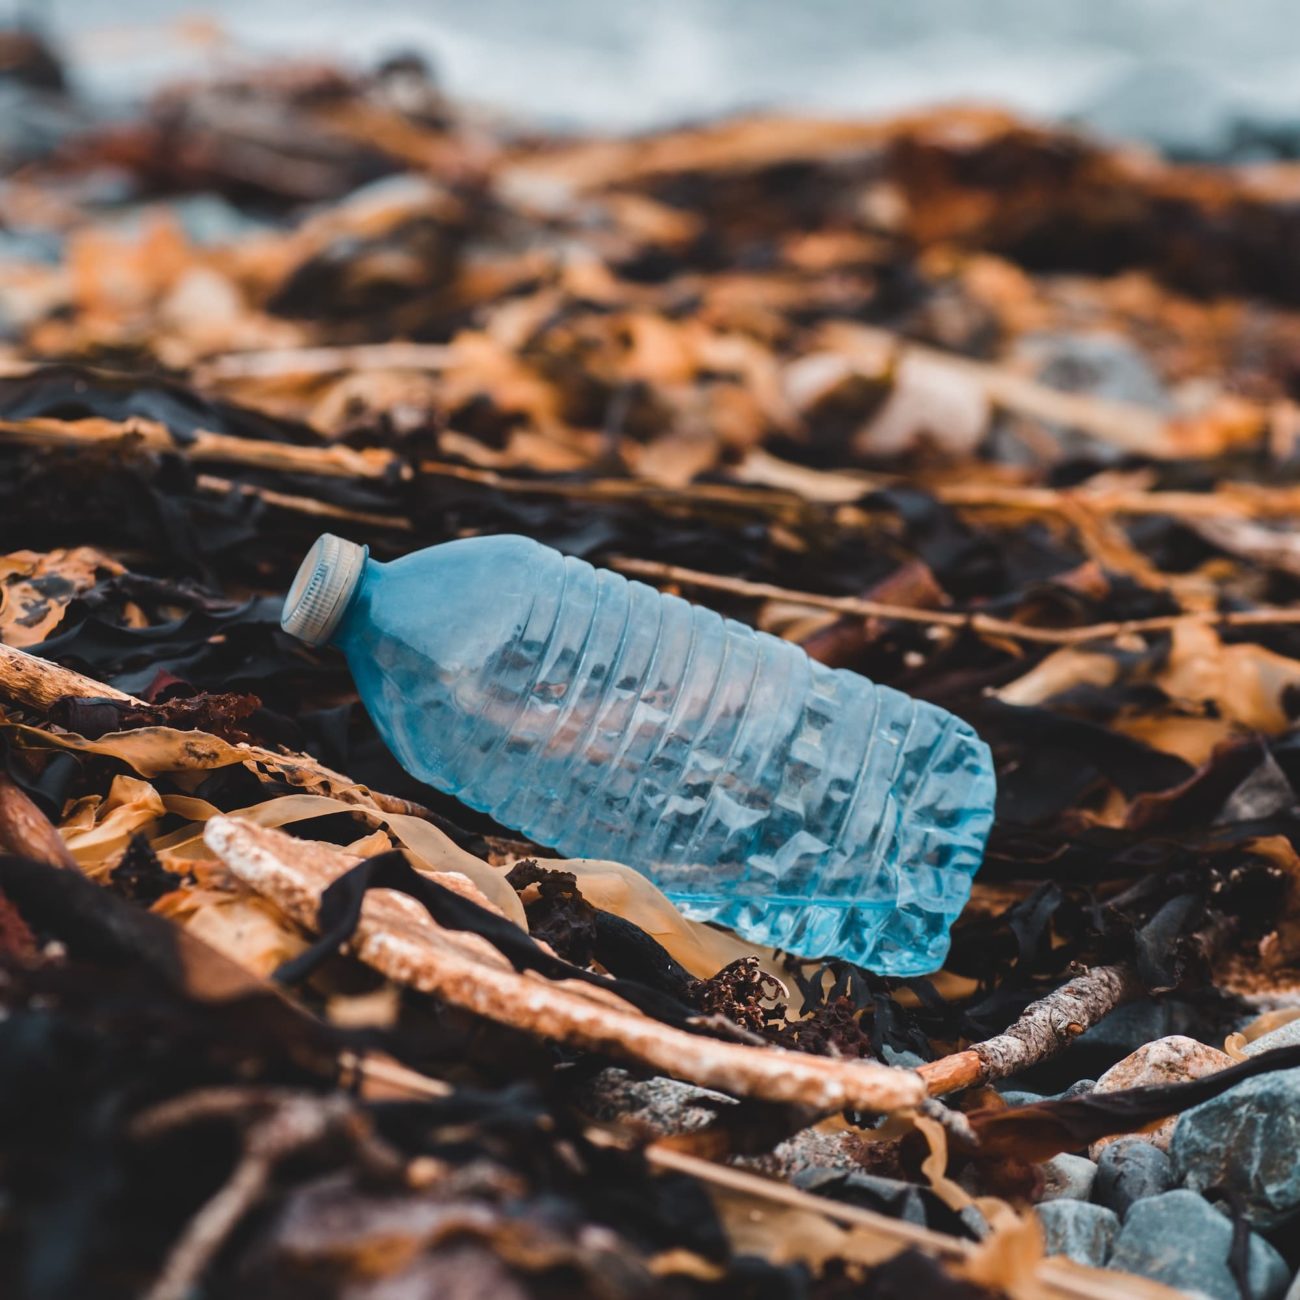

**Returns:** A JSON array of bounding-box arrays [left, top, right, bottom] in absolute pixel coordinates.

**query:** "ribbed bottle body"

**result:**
[[336, 535, 994, 975]]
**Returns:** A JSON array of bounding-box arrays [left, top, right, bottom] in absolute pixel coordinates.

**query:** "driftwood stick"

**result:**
[[195, 473, 414, 531], [614, 557, 1300, 646], [918, 962, 1142, 1096], [193, 341, 453, 382], [936, 480, 1300, 521], [0, 642, 137, 708], [0, 415, 400, 481]]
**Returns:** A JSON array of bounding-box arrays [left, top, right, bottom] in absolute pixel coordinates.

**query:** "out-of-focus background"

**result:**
[[30, 0, 1300, 156]]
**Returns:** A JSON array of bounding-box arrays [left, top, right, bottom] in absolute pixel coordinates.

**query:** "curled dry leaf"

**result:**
[[0, 546, 123, 647], [1156, 621, 1300, 735], [203, 815, 926, 1114]]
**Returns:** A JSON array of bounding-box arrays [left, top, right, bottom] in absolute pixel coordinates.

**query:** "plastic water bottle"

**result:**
[[281, 533, 995, 974]]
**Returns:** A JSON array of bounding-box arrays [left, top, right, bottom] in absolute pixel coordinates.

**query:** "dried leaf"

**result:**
[[0, 546, 123, 647]]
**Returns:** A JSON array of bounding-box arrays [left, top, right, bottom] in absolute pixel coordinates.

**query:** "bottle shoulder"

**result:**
[[338, 534, 561, 661]]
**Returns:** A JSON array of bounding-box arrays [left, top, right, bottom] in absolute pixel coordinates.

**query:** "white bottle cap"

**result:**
[[281, 533, 367, 646]]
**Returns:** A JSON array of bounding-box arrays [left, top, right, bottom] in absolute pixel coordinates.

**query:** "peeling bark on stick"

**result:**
[[918, 962, 1142, 1096]]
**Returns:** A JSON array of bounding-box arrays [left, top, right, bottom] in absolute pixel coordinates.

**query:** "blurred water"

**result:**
[[32, 0, 1300, 151]]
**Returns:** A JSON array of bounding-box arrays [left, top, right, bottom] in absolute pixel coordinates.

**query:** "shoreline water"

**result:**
[[33, 0, 1300, 156]]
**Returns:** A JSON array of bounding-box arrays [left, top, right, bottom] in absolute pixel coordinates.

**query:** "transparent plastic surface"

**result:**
[[331, 534, 996, 974]]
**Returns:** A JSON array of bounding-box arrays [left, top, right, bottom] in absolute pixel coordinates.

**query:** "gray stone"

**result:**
[[1241, 1017, 1300, 1057], [880, 1046, 926, 1070], [1035, 1201, 1118, 1269], [1107, 1191, 1288, 1300], [1093, 1138, 1175, 1219], [575, 1068, 734, 1136], [793, 1168, 931, 1227], [1018, 331, 1172, 411], [997, 1089, 1044, 1107], [1170, 1067, 1300, 1228], [1000, 1080, 1096, 1108], [1039, 1153, 1098, 1203], [1057, 1078, 1097, 1100]]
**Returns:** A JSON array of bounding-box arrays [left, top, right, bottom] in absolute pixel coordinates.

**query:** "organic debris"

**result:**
[[8, 21, 1300, 1300]]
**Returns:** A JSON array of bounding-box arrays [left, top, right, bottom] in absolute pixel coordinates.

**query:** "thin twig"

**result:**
[[194, 341, 453, 383], [613, 556, 1300, 646], [144, 1145, 271, 1300], [195, 473, 414, 531], [641, 1139, 969, 1257], [137, 1091, 354, 1300], [0, 415, 400, 481], [936, 480, 1300, 521]]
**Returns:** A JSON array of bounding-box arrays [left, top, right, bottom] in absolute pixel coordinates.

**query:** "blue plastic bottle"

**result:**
[[282, 533, 995, 974]]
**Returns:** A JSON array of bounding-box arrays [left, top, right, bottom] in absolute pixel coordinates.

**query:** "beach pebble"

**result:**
[[1038, 1153, 1097, 1202], [880, 1045, 927, 1070], [1170, 1066, 1300, 1228], [1107, 1191, 1287, 1300], [1088, 1035, 1233, 1156], [1240, 1017, 1300, 1057], [997, 1089, 1044, 1107], [1058, 1078, 1097, 1100], [1092, 1138, 1175, 1218], [1035, 1201, 1118, 1268]]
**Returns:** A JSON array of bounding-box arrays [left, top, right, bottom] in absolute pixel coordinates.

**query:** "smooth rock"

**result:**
[[1019, 331, 1172, 410], [1171, 1066, 1300, 1229], [880, 1045, 927, 1071], [1107, 1191, 1288, 1300], [575, 1068, 733, 1136], [1088, 1035, 1233, 1157], [1240, 1017, 1300, 1057], [794, 1168, 968, 1234], [1036, 1201, 1118, 1269], [1058, 1078, 1098, 1100], [1038, 1153, 1098, 1203], [1093, 1138, 1175, 1219], [994, 332, 1171, 466], [997, 1089, 1044, 1107]]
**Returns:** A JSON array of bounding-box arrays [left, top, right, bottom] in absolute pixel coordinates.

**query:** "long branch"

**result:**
[[614, 557, 1300, 646]]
